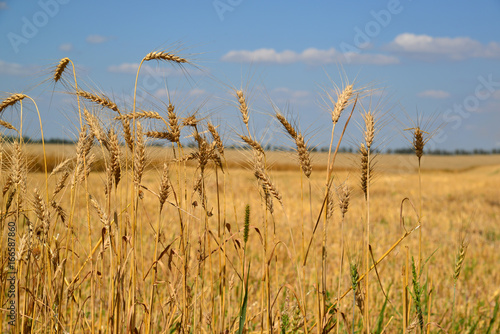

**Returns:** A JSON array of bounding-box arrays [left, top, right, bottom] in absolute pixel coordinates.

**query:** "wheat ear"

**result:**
[[144, 51, 188, 63], [0, 94, 27, 113], [76, 90, 120, 113], [236, 90, 249, 126], [54, 57, 70, 83], [134, 122, 145, 186]]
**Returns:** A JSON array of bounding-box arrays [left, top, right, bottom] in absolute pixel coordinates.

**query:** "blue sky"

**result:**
[[1, 0, 500, 151]]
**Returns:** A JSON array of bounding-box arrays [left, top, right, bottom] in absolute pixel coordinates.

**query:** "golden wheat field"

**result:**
[[1, 53, 499, 334]]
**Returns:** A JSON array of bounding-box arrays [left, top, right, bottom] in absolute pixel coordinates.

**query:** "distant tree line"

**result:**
[[2, 135, 499, 155]]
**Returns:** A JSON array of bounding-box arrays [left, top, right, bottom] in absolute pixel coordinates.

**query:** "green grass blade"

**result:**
[[237, 262, 251, 334]]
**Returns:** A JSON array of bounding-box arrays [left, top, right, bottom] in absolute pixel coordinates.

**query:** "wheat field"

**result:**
[[0, 52, 499, 334]]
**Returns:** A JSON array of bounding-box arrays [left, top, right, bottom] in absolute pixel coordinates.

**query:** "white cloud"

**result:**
[[0, 59, 37, 76], [222, 47, 399, 65], [86, 34, 111, 44], [417, 90, 451, 99], [492, 90, 500, 100], [387, 33, 500, 60], [0, 2, 8, 9], [270, 87, 312, 106], [59, 43, 73, 52]]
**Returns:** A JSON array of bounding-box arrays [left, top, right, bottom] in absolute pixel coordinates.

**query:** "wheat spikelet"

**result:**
[[360, 143, 369, 198], [90, 195, 109, 226], [108, 128, 121, 187], [52, 170, 70, 197], [146, 131, 176, 141], [332, 84, 353, 123], [276, 113, 297, 139], [183, 115, 198, 127], [236, 90, 249, 125], [0, 94, 27, 113], [159, 163, 170, 210], [363, 111, 375, 149], [167, 103, 180, 143], [54, 57, 70, 83], [195, 135, 212, 172], [413, 127, 424, 160], [207, 122, 224, 156], [254, 169, 282, 205], [264, 187, 274, 214], [114, 110, 163, 121], [454, 241, 468, 281], [50, 158, 72, 177], [3, 142, 24, 197], [144, 51, 188, 63], [121, 119, 134, 151], [76, 90, 119, 113], [0, 119, 17, 131], [73, 128, 94, 188], [134, 122, 146, 186], [295, 134, 312, 178], [338, 182, 350, 217], [327, 186, 335, 220], [51, 200, 67, 224], [84, 108, 108, 148], [2, 176, 13, 197], [32, 188, 49, 240], [240, 135, 264, 154], [16, 233, 29, 261], [4, 188, 16, 213]]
